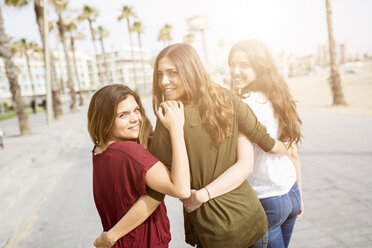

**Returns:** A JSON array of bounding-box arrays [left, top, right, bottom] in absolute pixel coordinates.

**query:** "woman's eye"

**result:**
[[241, 63, 250, 69], [169, 71, 177, 76]]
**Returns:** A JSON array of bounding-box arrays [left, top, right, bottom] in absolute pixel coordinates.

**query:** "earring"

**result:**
[[161, 94, 164, 102]]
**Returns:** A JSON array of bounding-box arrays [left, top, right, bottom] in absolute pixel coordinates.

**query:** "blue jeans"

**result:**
[[259, 183, 301, 248], [249, 231, 268, 248]]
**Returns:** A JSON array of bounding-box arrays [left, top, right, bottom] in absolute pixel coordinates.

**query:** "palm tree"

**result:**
[[78, 5, 101, 86], [132, 21, 147, 89], [325, 0, 346, 105], [13, 38, 40, 99], [118, 6, 138, 89], [52, 0, 77, 111], [0, 4, 31, 135], [184, 33, 195, 44], [65, 21, 85, 105], [6, 0, 63, 119], [157, 29, 167, 47], [78, 5, 99, 55], [96, 25, 110, 84], [49, 51, 63, 119], [158, 24, 172, 47], [46, 20, 64, 119]]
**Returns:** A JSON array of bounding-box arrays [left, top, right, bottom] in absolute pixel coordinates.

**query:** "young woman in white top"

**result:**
[[228, 39, 304, 248]]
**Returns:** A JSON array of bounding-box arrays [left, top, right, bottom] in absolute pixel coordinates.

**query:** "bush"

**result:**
[[3, 102, 13, 111]]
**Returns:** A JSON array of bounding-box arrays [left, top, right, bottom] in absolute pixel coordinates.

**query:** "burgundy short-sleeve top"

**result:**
[[92, 141, 171, 248]]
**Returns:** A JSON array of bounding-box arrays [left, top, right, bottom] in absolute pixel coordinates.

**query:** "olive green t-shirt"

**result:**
[[150, 90, 273, 248]]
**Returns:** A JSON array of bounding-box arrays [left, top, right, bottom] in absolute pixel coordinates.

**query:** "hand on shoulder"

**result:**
[[156, 100, 184, 132]]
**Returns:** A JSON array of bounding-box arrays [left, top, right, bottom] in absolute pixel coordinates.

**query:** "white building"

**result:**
[[317, 43, 347, 66], [0, 49, 93, 101], [53, 50, 93, 93], [0, 46, 153, 105], [0, 54, 46, 99], [90, 46, 153, 94]]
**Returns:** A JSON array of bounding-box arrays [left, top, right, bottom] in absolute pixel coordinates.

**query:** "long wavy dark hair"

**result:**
[[228, 39, 303, 146], [87, 84, 153, 149], [153, 43, 234, 148]]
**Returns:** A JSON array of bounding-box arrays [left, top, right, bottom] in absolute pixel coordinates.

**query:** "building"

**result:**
[[52, 50, 92, 93], [0, 46, 153, 108], [90, 46, 153, 95], [317, 43, 347, 66], [0, 49, 92, 102]]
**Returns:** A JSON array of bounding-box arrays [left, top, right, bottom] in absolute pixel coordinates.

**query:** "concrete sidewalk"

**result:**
[[0, 108, 100, 248], [0, 104, 371, 247], [290, 110, 372, 247]]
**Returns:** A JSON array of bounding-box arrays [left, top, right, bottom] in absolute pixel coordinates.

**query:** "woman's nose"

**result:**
[[129, 113, 139, 122], [160, 75, 170, 86], [232, 66, 241, 75]]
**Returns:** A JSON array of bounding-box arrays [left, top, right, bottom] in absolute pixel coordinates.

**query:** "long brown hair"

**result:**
[[87, 84, 153, 149], [153, 43, 234, 147], [228, 39, 302, 146]]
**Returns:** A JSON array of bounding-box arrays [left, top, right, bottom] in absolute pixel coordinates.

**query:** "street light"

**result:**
[[43, 0, 53, 124], [186, 16, 208, 64]]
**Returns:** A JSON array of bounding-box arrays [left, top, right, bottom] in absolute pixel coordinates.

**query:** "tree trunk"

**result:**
[[57, 14, 77, 111], [126, 18, 137, 90], [0, 6, 31, 135], [325, 0, 346, 105], [88, 19, 102, 86], [25, 52, 36, 97], [99, 36, 110, 85], [51, 54, 63, 119], [70, 37, 84, 105], [34, 1, 63, 119], [34, 1, 45, 49], [88, 19, 98, 55], [137, 32, 147, 93]]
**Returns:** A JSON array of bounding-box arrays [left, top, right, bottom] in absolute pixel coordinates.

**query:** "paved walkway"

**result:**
[[0, 101, 371, 248]]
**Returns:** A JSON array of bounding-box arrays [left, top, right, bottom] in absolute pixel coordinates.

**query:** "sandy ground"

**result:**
[[287, 60, 372, 117]]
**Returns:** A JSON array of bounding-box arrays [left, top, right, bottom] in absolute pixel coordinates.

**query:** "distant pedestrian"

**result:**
[[30, 98, 36, 114], [41, 98, 46, 111], [150, 43, 290, 248], [0, 126, 4, 149], [0, 112, 3, 149], [88, 84, 190, 248], [228, 39, 304, 248]]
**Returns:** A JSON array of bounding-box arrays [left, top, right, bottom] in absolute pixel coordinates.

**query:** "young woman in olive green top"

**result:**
[[150, 43, 289, 248]]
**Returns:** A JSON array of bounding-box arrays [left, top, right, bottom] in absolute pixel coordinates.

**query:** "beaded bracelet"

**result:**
[[204, 187, 211, 201]]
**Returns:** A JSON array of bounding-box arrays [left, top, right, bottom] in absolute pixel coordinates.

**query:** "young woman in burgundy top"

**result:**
[[87, 84, 190, 248]]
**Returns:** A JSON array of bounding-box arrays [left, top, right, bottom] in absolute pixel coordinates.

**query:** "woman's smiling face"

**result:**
[[157, 56, 186, 101], [229, 50, 257, 90], [111, 95, 142, 141]]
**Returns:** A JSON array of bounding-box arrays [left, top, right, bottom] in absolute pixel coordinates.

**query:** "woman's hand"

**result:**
[[297, 186, 304, 220], [288, 143, 303, 219], [297, 199, 304, 219], [287, 143, 298, 160], [93, 231, 116, 248], [181, 188, 209, 213], [156, 100, 184, 133]]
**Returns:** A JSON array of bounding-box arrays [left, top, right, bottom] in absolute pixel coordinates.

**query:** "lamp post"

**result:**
[[43, 0, 53, 124], [186, 16, 208, 64]]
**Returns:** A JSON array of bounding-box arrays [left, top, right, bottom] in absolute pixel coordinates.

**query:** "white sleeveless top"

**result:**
[[243, 92, 296, 199]]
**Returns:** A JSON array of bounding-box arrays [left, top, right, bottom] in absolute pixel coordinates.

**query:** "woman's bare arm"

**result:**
[[93, 195, 160, 248], [145, 100, 190, 199], [182, 133, 254, 212]]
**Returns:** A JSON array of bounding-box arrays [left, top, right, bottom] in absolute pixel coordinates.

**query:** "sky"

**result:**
[[2, 0, 372, 65]]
